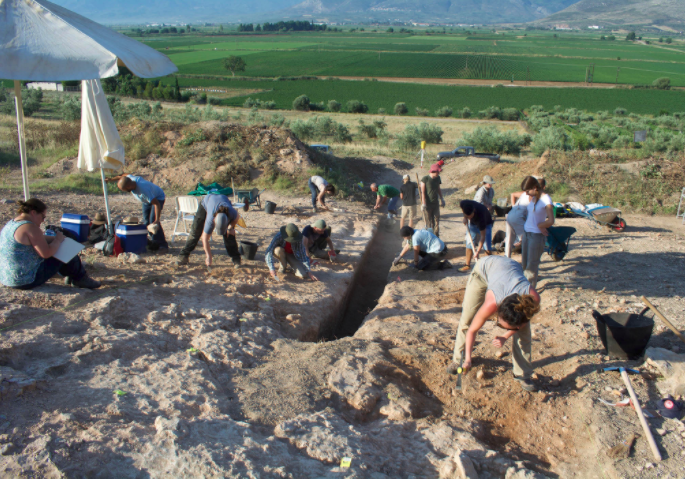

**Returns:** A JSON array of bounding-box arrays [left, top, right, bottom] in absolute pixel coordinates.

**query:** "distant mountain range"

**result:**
[[48, 0, 685, 28], [537, 0, 685, 28], [50, 0, 580, 25]]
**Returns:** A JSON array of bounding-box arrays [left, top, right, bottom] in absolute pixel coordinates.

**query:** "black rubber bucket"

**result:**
[[239, 241, 259, 260], [592, 310, 654, 360], [265, 201, 277, 214]]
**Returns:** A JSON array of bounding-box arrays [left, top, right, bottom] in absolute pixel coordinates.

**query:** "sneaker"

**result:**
[[71, 275, 101, 289], [458, 265, 471, 272], [175, 256, 189, 266], [514, 375, 537, 392]]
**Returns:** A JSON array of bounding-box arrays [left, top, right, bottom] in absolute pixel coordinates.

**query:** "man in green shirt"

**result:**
[[420, 164, 446, 237], [371, 183, 400, 218]]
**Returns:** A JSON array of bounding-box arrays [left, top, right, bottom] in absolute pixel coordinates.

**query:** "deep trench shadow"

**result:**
[[330, 218, 404, 339]]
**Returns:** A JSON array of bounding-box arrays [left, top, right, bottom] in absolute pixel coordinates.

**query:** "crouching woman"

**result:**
[[0, 199, 100, 290], [448, 256, 540, 391]]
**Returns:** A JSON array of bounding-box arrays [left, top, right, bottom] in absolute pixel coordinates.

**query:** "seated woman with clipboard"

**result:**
[[0, 199, 100, 290]]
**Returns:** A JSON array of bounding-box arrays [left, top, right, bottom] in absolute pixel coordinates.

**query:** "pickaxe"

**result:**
[[603, 366, 661, 461]]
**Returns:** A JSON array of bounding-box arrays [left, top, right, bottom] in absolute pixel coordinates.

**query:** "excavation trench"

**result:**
[[327, 218, 404, 340]]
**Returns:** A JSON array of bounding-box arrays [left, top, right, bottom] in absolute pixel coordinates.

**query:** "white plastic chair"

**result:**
[[172, 196, 199, 245]]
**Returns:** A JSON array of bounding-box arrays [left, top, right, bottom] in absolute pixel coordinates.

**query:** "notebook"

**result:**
[[53, 237, 85, 263]]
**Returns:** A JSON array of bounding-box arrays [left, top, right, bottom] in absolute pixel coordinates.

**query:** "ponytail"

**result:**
[[497, 294, 540, 327], [16, 198, 47, 215]]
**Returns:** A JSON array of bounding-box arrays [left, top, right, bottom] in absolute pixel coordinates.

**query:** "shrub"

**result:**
[[418, 123, 444, 144], [460, 107, 472, 119], [395, 125, 421, 151], [346, 99, 368, 114], [290, 119, 315, 140], [394, 102, 408, 115], [530, 105, 545, 113], [595, 126, 619, 149], [243, 97, 258, 108], [669, 133, 685, 152], [415, 107, 429, 117], [501, 108, 520, 121], [178, 128, 207, 146], [268, 113, 287, 128], [653, 77, 671, 90], [378, 108, 386, 114], [60, 96, 82, 121], [458, 126, 531, 155], [570, 130, 590, 151], [292, 94, 310, 111], [327, 100, 341, 112], [614, 107, 627, 116], [263, 101, 277, 110], [479, 106, 502, 120], [309, 101, 326, 112], [435, 106, 453, 117], [334, 123, 353, 143], [531, 127, 571, 156], [357, 119, 378, 138], [612, 135, 633, 149]]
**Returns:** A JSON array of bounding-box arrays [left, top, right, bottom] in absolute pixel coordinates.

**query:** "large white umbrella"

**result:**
[[0, 0, 177, 204]]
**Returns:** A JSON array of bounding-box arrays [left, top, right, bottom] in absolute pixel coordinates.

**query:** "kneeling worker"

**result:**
[[448, 256, 541, 391], [266, 223, 319, 282], [106, 173, 169, 252], [176, 194, 241, 267], [302, 220, 339, 261], [395, 226, 449, 270]]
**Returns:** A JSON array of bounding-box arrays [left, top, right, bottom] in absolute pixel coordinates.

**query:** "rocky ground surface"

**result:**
[[0, 152, 684, 478]]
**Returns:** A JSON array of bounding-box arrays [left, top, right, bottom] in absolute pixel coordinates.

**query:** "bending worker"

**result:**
[[459, 199, 494, 272], [106, 173, 169, 252], [302, 220, 339, 261], [265, 223, 319, 282], [176, 194, 241, 267], [395, 226, 449, 270], [370, 183, 400, 218], [309, 175, 336, 212], [448, 256, 541, 392]]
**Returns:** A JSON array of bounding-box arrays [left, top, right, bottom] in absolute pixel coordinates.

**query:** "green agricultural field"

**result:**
[[150, 31, 685, 86], [170, 77, 685, 115]]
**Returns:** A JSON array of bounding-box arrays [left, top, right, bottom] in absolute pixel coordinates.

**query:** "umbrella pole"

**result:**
[[99, 164, 114, 234], [14, 81, 30, 201]]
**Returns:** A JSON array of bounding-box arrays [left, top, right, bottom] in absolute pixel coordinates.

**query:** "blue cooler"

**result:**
[[116, 224, 148, 253], [60, 214, 90, 242]]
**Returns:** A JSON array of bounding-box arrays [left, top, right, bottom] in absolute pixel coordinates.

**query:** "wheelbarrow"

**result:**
[[235, 188, 265, 209], [571, 204, 627, 232], [545, 226, 576, 261]]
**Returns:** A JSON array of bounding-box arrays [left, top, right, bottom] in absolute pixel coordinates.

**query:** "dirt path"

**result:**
[[325, 76, 623, 89]]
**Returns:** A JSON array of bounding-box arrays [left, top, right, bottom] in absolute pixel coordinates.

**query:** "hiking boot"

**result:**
[[71, 275, 101, 289], [175, 256, 189, 267], [514, 375, 537, 392]]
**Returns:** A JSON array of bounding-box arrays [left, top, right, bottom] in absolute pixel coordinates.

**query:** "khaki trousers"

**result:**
[[451, 259, 533, 378], [274, 246, 307, 278]]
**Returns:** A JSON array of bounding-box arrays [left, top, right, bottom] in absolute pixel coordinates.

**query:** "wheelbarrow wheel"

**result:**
[[613, 217, 627, 232], [552, 251, 564, 261]]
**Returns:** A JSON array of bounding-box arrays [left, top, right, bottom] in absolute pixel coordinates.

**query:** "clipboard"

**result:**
[[53, 237, 85, 263]]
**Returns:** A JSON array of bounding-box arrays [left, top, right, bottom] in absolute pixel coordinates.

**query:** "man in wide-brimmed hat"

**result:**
[[265, 223, 318, 281], [105, 173, 169, 252], [175, 194, 241, 268]]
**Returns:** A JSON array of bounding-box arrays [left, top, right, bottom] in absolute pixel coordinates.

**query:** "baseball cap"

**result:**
[[430, 164, 442, 173], [215, 213, 229, 235], [314, 220, 327, 229]]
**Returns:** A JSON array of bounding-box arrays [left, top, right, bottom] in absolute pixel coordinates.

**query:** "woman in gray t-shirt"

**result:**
[[448, 256, 541, 391]]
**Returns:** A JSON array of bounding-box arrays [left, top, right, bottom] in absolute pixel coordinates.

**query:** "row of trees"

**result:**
[[238, 21, 326, 33]]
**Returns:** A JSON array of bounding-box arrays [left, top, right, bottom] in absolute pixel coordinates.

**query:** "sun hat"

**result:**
[[483, 175, 496, 184], [92, 212, 107, 225], [314, 220, 327, 229], [280, 223, 303, 243], [214, 213, 229, 235], [122, 216, 139, 225], [429, 164, 442, 173]]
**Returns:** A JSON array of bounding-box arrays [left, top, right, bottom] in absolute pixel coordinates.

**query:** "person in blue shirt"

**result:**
[[394, 226, 450, 270], [106, 173, 168, 252], [175, 194, 241, 268], [265, 223, 318, 282]]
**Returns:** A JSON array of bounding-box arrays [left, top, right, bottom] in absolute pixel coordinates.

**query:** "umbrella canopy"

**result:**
[[0, 0, 177, 80]]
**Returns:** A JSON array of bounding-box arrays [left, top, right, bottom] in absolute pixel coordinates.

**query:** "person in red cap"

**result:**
[[437, 159, 445, 168], [420, 164, 446, 236]]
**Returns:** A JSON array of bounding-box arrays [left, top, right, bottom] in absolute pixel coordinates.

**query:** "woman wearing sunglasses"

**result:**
[[448, 255, 540, 391]]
